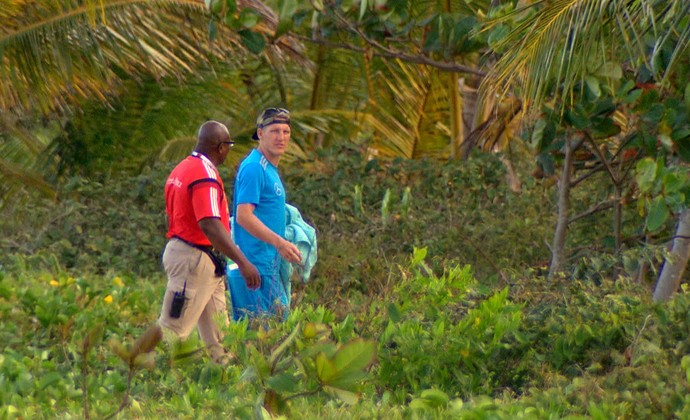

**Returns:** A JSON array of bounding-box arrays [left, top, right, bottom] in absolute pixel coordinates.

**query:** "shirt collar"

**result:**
[[191, 151, 216, 169]]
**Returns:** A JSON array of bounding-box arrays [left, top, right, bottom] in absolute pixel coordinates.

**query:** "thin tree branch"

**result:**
[[568, 200, 615, 224], [583, 131, 619, 184], [570, 162, 604, 188], [295, 34, 486, 76]]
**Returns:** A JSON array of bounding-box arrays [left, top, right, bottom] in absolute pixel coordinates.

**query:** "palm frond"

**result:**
[[482, 0, 690, 112], [0, 0, 246, 114], [0, 159, 56, 200]]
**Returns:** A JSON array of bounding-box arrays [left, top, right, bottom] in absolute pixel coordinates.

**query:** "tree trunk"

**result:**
[[548, 136, 575, 278], [449, 71, 464, 159], [653, 208, 690, 302]]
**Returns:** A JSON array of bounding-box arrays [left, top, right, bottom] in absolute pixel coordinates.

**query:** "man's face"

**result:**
[[258, 123, 291, 156]]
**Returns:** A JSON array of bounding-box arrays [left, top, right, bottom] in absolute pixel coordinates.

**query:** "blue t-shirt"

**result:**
[[231, 148, 286, 275]]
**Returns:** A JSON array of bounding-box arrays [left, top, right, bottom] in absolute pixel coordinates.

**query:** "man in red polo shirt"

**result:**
[[159, 120, 260, 363]]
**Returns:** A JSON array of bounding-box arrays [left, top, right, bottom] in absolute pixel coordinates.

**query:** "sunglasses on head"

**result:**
[[257, 108, 290, 127]]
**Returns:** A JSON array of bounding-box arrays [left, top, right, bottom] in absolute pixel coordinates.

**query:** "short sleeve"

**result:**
[[235, 163, 263, 206], [190, 180, 224, 220]]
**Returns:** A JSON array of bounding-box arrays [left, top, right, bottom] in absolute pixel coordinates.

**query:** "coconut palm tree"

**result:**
[[0, 0, 316, 203], [479, 0, 690, 281]]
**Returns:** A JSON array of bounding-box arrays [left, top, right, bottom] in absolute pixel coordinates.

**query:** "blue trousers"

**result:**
[[227, 270, 288, 321]]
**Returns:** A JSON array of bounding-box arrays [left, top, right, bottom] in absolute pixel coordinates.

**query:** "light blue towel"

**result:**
[[280, 204, 318, 303]]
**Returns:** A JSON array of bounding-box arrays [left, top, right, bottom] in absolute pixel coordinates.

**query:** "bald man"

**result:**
[[158, 120, 260, 363]]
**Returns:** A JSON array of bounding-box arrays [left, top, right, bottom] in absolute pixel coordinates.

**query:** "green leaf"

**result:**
[[401, 186, 411, 218], [423, 20, 442, 52], [381, 188, 391, 225], [678, 138, 690, 163], [327, 370, 369, 390], [595, 62, 622, 80], [682, 355, 690, 383], [38, 372, 62, 390], [239, 30, 266, 54], [585, 76, 601, 98], [210, 0, 222, 14], [240, 366, 258, 383], [275, 19, 293, 39], [324, 385, 359, 404], [646, 196, 668, 232], [635, 158, 658, 193], [225, 13, 240, 29], [420, 388, 449, 407], [411, 247, 428, 266], [565, 108, 589, 130], [267, 372, 299, 393], [592, 117, 621, 139], [316, 352, 337, 383], [666, 192, 686, 211], [332, 339, 375, 377], [663, 172, 689, 194], [359, 0, 368, 20], [531, 118, 546, 148], [623, 89, 643, 105], [672, 128, 690, 142], [409, 398, 432, 410], [225, 0, 237, 14], [279, 0, 298, 20], [685, 82, 690, 111], [387, 303, 402, 322], [209, 19, 217, 42], [239, 9, 260, 28], [487, 25, 509, 51]]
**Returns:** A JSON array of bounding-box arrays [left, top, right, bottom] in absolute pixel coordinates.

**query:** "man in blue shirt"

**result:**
[[228, 108, 302, 320]]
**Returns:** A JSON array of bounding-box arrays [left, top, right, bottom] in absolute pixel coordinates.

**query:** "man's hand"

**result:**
[[277, 239, 302, 264], [238, 261, 261, 290], [199, 217, 261, 289]]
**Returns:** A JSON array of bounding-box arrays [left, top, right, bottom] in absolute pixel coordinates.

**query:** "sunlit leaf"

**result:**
[[585, 76, 601, 98], [315, 352, 337, 383], [646, 196, 669, 231], [636, 158, 658, 193], [333, 339, 376, 375], [324, 385, 359, 404]]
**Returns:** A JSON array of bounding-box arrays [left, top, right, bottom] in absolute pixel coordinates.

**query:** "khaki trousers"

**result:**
[[158, 238, 228, 361]]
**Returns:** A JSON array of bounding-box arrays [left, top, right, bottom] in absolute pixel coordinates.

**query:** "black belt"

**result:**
[[173, 236, 213, 252], [172, 236, 227, 277]]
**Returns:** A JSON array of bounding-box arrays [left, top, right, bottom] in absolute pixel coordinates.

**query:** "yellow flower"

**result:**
[[112, 277, 124, 287], [49, 279, 59, 287], [103, 295, 113, 304]]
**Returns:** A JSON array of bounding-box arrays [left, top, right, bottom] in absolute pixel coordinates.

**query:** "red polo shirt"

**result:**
[[165, 152, 230, 246]]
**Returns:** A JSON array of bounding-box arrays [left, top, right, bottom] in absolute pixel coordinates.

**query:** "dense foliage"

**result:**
[[2, 149, 689, 418]]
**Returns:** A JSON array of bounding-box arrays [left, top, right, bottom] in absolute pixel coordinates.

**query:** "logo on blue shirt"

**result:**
[[274, 183, 283, 196]]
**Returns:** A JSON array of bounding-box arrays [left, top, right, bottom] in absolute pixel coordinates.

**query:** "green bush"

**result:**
[[375, 248, 524, 400]]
